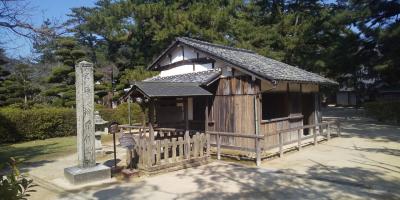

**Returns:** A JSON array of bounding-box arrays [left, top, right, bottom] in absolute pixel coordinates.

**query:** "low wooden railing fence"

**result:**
[[117, 126, 210, 172], [136, 130, 210, 172], [268, 120, 341, 157], [118, 121, 340, 168], [208, 120, 340, 166]]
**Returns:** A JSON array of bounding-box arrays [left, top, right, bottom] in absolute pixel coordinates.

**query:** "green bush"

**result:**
[[0, 107, 76, 143], [0, 103, 146, 143], [97, 102, 145, 125], [364, 101, 400, 123]]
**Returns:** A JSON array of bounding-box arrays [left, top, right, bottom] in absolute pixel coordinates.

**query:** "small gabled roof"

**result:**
[[148, 37, 337, 85], [144, 69, 221, 85], [128, 82, 212, 98]]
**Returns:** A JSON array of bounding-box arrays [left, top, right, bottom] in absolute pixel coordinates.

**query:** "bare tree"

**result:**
[[0, 0, 62, 45], [0, 0, 37, 38]]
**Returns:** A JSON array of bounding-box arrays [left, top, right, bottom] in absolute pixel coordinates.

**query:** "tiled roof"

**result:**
[[133, 82, 212, 97], [144, 69, 221, 85], [149, 37, 337, 85]]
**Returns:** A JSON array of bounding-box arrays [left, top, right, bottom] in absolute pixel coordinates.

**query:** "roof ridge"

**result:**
[[178, 37, 255, 54]]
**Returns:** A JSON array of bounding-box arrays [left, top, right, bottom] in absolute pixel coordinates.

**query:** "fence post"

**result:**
[[255, 138, 261, 167], [217, 133, 221, 160], [297, 129, 301, 150], [156, 140, 161, 165], [206, 132, 210, 157], [279, 132, 283, 157], [172, 138, 177, 162], [327, 123, 331, 140], [313, 127, 317, 145], [178, 137, 184, 159], [185, 131, 190, 160]]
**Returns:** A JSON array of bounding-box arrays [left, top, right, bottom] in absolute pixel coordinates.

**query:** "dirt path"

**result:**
[[29, 107, 400, 199]]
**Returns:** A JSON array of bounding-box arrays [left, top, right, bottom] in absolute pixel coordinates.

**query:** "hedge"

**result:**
[[364, 101, 400, 123], [0, 107, 76, 143], [0, 103, 145, 143]]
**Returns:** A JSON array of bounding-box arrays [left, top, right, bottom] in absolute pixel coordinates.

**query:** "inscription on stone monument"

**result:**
[[75, 61, 95, 168]]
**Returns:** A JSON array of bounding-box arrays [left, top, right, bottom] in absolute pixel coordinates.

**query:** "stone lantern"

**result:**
[[94, 111, 108, 155]]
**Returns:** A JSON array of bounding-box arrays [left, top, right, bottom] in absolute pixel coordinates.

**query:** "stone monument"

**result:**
[[64, 61, 111, 185]]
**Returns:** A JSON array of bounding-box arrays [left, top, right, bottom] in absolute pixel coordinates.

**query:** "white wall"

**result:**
[[158, 45, 214, 77]]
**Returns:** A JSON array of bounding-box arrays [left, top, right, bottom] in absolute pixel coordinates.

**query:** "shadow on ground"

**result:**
[[78, 161, 399, 200], [0, 143, 62, 173], [53, 107, 400, 200]]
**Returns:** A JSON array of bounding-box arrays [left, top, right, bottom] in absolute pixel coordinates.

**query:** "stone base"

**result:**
[[64, 164, 111, 185]]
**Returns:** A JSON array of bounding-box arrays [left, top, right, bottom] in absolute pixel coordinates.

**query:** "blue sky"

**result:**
[[4, 0, 96, 58], [3, 0, 338, 58]]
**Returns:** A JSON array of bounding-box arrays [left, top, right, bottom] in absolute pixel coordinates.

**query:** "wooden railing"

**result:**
[[208, 131, 264, 166], [207, 120, 340, 166], [136, 131, 210, 172], [268, 120, 341, 157]]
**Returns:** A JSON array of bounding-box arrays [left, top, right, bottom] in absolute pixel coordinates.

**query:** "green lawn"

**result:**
[[0, 134, 114, 166], [0, 137, 77, 165]]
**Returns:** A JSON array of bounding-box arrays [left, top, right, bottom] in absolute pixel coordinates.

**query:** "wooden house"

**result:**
[[124, 37, 338, 161]]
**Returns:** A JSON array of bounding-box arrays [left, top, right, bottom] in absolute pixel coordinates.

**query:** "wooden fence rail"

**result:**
[[208, 120, 340, 166]]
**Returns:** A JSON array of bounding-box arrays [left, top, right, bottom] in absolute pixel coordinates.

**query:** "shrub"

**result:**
[[364, 101, 400, 123], [0, 103, 146, 143], [97, 102, 145, 125], [0, 157, 36, 199], [0, 107, 76, 143]]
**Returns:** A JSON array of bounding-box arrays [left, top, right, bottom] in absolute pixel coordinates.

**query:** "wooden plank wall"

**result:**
[[207, 74, 318, 151], [208, 75, 259, 150]]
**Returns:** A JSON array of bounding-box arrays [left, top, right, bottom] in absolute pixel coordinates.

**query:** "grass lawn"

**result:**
[[0, 134, 114, 166]]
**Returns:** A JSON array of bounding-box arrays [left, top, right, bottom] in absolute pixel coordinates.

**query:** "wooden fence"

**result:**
[[208, 120, 341, 166], [135, 130, 210, 172]]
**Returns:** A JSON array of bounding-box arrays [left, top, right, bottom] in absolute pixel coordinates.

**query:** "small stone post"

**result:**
[[64, 61, 110, 185]]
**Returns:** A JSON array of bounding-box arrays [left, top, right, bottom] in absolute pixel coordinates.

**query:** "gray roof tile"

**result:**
[[134, 82, 212, 97], [175, 37, 337, 85], [144, 69, 221, 85]]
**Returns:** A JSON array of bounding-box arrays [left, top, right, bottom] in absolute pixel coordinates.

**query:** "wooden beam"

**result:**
[[208, 131, 264, 139], [205, 97, 210, 157], [254, 95, 261, 167], [184, 97, 189, 130], [148, 100, 155, 166]]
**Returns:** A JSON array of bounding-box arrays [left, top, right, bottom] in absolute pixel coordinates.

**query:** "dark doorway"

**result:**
[[302, 93, 315, 135]]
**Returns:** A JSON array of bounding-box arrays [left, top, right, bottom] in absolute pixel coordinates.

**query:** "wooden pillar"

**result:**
[[297, 129, 301, 150], [217, 133, 221, 160], [279, 132, 283, 157], [327, 123, 331, 140], [149, 100, 155, 142], [313, 127, 317, 145], [185, 131, 190, 159], [254, 95, 261, 167], [205, 97, 210, 157], [183, 97, 189, 130], [147, 100, 155, 165]]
